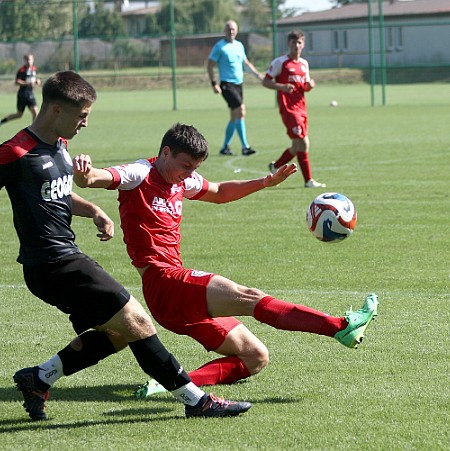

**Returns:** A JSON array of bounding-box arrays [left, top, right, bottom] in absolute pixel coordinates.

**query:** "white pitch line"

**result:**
[[1, 284, 448, 298]]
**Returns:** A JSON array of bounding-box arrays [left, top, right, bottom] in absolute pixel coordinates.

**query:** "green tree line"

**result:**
[[0, 0, 293, 42]]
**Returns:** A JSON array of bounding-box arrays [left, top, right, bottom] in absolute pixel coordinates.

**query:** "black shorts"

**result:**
[[17, 91, 37, 112], [23, 253, 130, 334], [220, 82, 243, 109]]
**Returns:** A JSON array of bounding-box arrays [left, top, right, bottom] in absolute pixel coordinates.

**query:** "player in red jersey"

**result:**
[[1, 72, 251, 420], [73, 123, 379, 391], [0, 54, 41, 128], [263, 30, 326, 188]]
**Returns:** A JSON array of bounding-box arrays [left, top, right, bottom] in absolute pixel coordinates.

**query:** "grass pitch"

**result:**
[[0, 83, 449, 450]]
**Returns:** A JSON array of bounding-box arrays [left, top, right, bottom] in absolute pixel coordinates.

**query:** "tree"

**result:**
[[0, 0, 72, 41], [78, 0, 125, 39], [238, 0, 289, 30], [146, 0, 237, 35]]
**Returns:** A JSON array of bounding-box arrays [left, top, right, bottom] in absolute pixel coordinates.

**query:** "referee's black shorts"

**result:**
[[220, 82, 243, 109], [23, 253, 130, 334]]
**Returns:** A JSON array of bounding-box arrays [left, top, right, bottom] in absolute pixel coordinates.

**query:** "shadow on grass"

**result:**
[[0, 383, 304, 432]]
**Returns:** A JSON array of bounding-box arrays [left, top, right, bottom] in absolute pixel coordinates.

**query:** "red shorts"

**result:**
[[281, 111, 308, 140], [142, 265, 241, 351]]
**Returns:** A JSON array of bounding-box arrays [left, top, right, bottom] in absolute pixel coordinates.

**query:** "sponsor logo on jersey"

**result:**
[[41, 174, 73, 201], [190, 270, 212, 277], [42, 161, 54, 170], [288, 74, 307, 84], [151, 196, 182, 217]]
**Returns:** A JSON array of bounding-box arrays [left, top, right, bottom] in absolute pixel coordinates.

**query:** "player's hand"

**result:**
[[92, 208, 114, 241], [263, 163, 297, 187], [304, 79, 315, 91], [73, 154, 92, 175], [281, 84, 295, 94], [213, 84, 222, 94]]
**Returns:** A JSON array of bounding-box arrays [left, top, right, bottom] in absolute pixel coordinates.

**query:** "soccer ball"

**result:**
[[329, 100, 338, 107], [306, 192, 357, 242]]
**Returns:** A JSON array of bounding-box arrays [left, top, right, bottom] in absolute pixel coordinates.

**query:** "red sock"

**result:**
[[296, 151, 312, 182], [188, 356, 251, 386], [274, 148, 295, 168], [254, 296, 347, 337]]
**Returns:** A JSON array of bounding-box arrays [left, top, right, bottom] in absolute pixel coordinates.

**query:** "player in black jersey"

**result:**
[[0, 54, 41, 128], [0, 71, 251, 421]]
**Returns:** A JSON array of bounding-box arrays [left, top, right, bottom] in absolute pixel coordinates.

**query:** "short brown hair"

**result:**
[[42, 71, 97, 107], [288, 30, 305, 42]]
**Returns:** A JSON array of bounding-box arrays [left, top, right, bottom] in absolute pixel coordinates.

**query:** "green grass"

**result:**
[[0, 83, 449, 450]]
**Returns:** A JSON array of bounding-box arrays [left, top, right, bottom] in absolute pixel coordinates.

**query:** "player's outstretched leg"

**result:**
[[13, 367, 50, 421], [334, 293, 379, 349], [185, 393, 252, 418]]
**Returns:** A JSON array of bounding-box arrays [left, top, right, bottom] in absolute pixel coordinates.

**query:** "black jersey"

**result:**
[[0, 128, 80, 265], [16, 65, 37, 95]]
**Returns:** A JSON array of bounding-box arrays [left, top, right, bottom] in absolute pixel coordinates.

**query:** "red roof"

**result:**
[[278, 0, 450, 25]]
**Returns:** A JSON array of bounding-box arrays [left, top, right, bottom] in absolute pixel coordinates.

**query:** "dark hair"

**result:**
[[160, 123, 208, 161], [288, 30, 305, 42], [42, 71, 97, 107]]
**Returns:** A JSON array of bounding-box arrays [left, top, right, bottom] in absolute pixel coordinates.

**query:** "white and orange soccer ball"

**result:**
[[306, 193, 357, 242]]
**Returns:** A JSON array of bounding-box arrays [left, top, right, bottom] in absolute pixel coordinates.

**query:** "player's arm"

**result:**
[[71, 191, 114, 241], [72, 153, 114, 189], [262, 75, 294, 94], [207, 59, 221, 94], [15, 77, 28, 87], [199, 163, 297, 204], [304, 79, 315, 92], [243, 58, 263, 81]]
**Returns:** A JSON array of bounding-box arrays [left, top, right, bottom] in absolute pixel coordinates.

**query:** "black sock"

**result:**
[[57, 330, 116, 376], [128, 335, 191, 391]]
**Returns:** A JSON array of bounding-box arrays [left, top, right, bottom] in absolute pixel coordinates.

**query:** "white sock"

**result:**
[[38, 354, 64, 386], [170, 382, 205, 406]]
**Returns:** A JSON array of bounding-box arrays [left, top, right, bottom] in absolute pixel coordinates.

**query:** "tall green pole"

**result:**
[[72, 0, 79, 72], [271, 0, 278, 60], [378, 0, 386, 105], [367, 0, 375, 106], [271, 0, 278, 106], [169, 0, 177, 111]]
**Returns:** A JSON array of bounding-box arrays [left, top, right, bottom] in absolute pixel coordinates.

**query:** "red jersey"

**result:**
[[106, 158, 209, 269], [265, 55, 311, 115]]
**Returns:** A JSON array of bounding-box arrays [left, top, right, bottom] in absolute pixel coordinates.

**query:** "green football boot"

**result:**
[[133, 379, 167, 399], [334, 293, 379, 349]]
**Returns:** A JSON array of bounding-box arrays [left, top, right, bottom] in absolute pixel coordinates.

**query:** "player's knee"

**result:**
[[246, 344, 270, 375]]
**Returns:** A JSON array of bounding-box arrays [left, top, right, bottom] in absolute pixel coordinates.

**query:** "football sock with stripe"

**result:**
[[296, 151, 313, 182], [129, 334, 204, 406], [235, 118, 249, 149], [254, 296, 347, 336], [274, 148, 295, 168], [189, 356, 251, 386], [223, 120, 236, 147], [57, 330, 117, 376]]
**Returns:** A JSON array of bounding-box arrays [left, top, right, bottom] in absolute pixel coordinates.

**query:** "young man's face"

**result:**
[[53, 102, 92, 140], [158, 148, 203, 184], [288, 37, 305, 57]]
